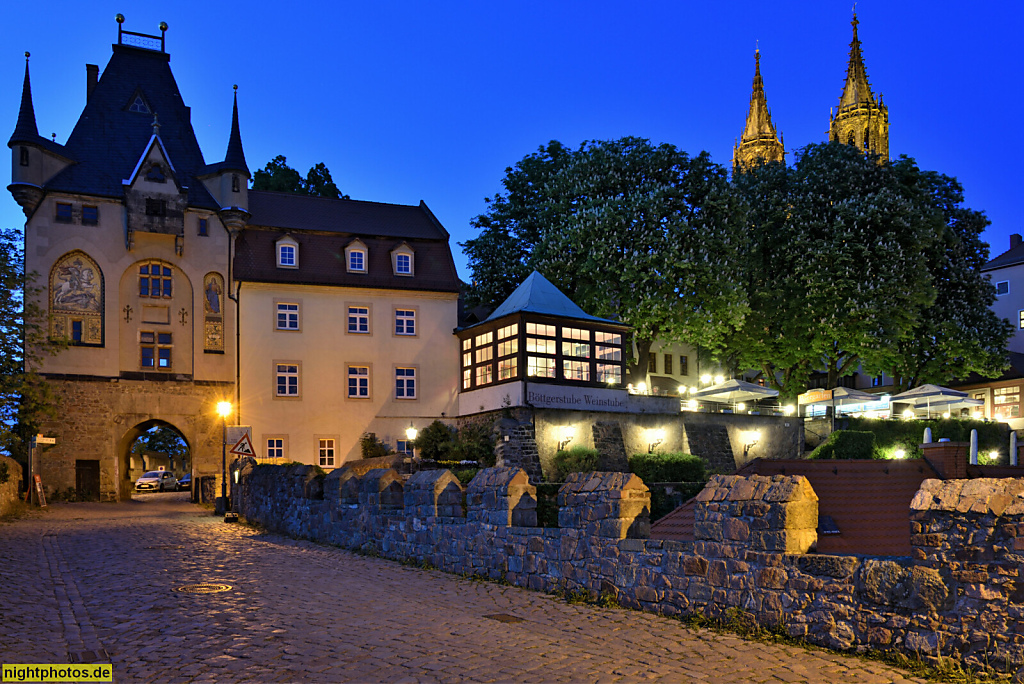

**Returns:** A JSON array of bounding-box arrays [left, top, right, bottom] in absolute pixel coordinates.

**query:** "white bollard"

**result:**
[[923, 427, 932, 444], [970, 429, 979, 465], [1012, 432, 1018, 466]]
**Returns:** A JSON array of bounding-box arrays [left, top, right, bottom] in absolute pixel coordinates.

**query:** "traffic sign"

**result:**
[[229, 432, 256, 457]]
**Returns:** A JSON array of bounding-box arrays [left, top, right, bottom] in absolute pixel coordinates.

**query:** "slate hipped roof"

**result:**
[[482, 271, 623, 326], [30, 44, 218, 209]]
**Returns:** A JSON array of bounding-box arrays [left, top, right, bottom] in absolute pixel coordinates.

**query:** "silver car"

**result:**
[[135, 471, 178, 492]]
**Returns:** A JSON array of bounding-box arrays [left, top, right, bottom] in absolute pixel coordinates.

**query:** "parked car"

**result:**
[[135, 471, 178, 492], [176, 473, 192, 491]]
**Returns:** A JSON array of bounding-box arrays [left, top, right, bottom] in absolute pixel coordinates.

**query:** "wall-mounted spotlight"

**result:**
[[557, 425, 576, 451], [743, 430, 761, 458], [648, 428, 666, 453]]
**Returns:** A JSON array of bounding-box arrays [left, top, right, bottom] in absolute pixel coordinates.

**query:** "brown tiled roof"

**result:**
[[651, 459, 939, 556]]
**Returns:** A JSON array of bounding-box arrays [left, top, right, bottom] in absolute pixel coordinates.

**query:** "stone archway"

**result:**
[[118, 418, 191, 496]]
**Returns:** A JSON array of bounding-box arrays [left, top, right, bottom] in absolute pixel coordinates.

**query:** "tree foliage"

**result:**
[[252, 155, 349, 199], [462, 137, 748, 382]]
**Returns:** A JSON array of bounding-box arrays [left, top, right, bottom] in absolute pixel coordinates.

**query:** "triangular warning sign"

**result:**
[[229, 432, 256, 457]]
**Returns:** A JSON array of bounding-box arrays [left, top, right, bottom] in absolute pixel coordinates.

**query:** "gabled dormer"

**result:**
[[199, 87, 250, 232], [390, 241, 415, 277], [8, 53, 74, 217], [276, 235, 299, 269], [345, 238, 368, 273], [122, 119, 188, 252]]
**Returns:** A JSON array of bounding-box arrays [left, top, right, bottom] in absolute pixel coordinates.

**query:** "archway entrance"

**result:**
[[118, 420, 191, 500]]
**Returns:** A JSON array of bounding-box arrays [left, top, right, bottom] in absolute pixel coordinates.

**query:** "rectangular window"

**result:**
[[679, 355, 689, 377], [396, 367, 416, 399], [664, 354, 673, 375], [462, 352, 472, 368], [276, 303, 299, 330], [648, 353, 657, 373], [562, 327, 589, 341], [70, 320, 83, 344], [56, 203, 73, 223], [139, 263, 173, 298], [82, 206, 98, 226], [597, 364, 621, 384], [462, 338, 471, 351], [595, 331, 622, 345], [561, 341, 591, 358], [475, 346, 493, 364], [462, 368, 472, 389], [596, 345, 621, 361], [141, 331, 172, 370], [996, 280, 1010, 296], [498, 338, 518, 357], [397, 439, 413, 456], [266, 438, 284, 459], [395, 253, 411, 274], [318, 438, 336, 467], [526, 337, 556, 355], [349, 250, 365, 272], [527, 356, 555, 378], [276, 363, 299, 396], [498, 324, 518, 339], [145, 198, 167, 217], [395, 309, 415, 335], [198, 218, 208, 236], [563, 360, 590, 382], [1019, 310, 1024, 330], [475, 331, 493, 347], [498, 357, 518, 380], [526, 322, 556, 337], [19, 147, 28, 167], [348, 366, 369, 398], [475, 363, 493, 386], [347, 306, 369, 333], [278, 244, 296, 267]]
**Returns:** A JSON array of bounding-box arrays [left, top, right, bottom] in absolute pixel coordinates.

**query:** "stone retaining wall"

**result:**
[[0, 454, 22, 516], [240, 465, 1024, 673]]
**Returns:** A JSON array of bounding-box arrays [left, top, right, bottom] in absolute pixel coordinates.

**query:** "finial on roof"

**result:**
[[24, 51, 29, 60], [115, 13, 124, 24], [223, 86, 249, 175], [51, 133, 55, 142], [151, 113, 161, 136]]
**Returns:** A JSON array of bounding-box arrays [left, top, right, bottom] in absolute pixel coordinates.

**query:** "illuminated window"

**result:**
[[597, 364, 621, 384], [498, 324, 518, 339], [318, 439, 335, 467], [994, 386, 1020, 418], [597, 346, 621, 361], [498, 338, 518, 357], [395, 309, 415, 335], [462, 352, 472, 368], [139, 262, 173, 298], [527, 338, 556, 355], [462, 368, 472, 389], [276, 303, 299, 330], [476, 364, 493, 385], [462, 338, 471, 351], [348, 306, 369, 333], [527, 356, 555, 378], [526, 322, 556, 337], [595, 331, 621, 345], [475, 346, 493, 364], [561, 340, 590, 358], [276, 363, 299, 396], [396, 367, 416, 399], [563, 360, 590, 382], [1019, 310, 1024, 330], [475, 331, 493, 346], [348, 366, 369, 398], [498, 357, 518, 380]]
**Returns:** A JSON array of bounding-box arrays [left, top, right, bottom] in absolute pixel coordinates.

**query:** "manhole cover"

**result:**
[[144, 545, 184, 550], [483, 614, 524, 623], [175, 583, 232, 594]]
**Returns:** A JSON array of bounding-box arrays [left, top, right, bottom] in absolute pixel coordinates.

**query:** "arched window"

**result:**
[[139, 262, 173, 298]]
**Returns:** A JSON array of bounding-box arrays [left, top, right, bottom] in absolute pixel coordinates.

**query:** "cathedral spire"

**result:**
[[733, 49, 785, 172], [223, 85, 249, 176], [10, 52, 40, 145], [830, 12, 889, 159]]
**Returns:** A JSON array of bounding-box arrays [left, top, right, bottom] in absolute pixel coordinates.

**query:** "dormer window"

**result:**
[[344, 239, 368, 274], [391, 243, 414, 276], [277, 237, 299, 269]]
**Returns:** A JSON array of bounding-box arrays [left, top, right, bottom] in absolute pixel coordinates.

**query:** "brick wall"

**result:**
[[239, 465, 1024, 673]]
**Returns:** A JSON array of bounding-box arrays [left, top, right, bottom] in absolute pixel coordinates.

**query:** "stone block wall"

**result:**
[[0, 454, 23, 516], [239, 466, 1024, 673]]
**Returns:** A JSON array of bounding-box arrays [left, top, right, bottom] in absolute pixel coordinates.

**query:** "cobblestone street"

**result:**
[[0, 497, 925, 683]]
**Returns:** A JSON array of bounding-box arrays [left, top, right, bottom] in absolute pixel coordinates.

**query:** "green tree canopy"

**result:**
[[252, 155, 349, 199], [462, 137, 748, 383]]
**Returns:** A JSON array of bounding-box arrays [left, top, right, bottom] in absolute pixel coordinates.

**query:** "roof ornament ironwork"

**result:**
[[116, 14, 168, 53]]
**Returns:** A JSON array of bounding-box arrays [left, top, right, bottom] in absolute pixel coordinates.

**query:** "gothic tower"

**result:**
[[733, 50, 785, 172], [829, 13, 889, 159]]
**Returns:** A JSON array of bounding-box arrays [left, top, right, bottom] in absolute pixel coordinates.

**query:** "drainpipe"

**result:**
[[226, 228, 241, 426]]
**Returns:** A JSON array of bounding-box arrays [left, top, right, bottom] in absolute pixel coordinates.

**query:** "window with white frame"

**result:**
[[395, 253, 412, 275], [276, 363, 299, 397], [276, 303, 299, 330], [266, 438, 284, 459], [278, 243, 297, 268], [319, 438, 336, 467], [396, 367, 416, 399], [349, 249, 366, 272], [396, 439, 413, 455], [348, 306, 369, 333], [348, 366, 369, 398], [996, 280, 1010, 296], [395, 309, 415, 335]]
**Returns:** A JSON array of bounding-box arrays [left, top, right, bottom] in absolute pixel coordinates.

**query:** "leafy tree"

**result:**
[[412, 420, 456, 461], [252, 155, 349, 199], [463, 138, 748, 383], [0, 228, 64, 462]]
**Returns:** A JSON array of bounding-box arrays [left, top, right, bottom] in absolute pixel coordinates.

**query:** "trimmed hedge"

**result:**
[[629, 452, 706, 484], [843, 417, 1009, 461], [809, 430, 875, 460], [551, 446, 599, 482]]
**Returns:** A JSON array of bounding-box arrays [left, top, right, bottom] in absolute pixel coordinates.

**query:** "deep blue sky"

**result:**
[[3, 2, 1020, 278]]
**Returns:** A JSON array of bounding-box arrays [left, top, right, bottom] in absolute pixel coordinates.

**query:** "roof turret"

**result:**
[[9, 53, 39, 146], [222, 86, 249, 176]]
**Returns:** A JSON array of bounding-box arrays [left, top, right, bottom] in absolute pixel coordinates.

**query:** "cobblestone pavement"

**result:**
[[0, 496, 926, 683]]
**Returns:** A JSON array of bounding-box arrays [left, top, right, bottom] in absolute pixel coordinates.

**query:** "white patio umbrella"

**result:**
[[802, 387, 885, 417], [889, 384, 973, 418], [691, 379, 779, 404]]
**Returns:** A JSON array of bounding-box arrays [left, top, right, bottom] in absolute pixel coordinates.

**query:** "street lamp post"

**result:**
[[216, 401, 232, 516]]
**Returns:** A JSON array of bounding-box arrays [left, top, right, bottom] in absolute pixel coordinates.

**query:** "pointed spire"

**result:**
[[10, 52, 40, 145], [733, 48, 784, 171], [838, 12, 876, 111], [222, 85, 249, 175]]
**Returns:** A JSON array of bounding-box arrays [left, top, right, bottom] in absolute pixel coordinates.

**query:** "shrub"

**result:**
[[450, 467, 479, 485], [412, 420, 456, 461], [551, 445, 599, 482], [629, 452, 706, 483], [809, 430, 875, 460], [448, 422, 496, 467], [359, 433, 394, 459], [844, 416, 1008, 461]]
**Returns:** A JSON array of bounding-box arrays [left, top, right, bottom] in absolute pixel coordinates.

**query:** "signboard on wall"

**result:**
[[524, 383, 678, 415]]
